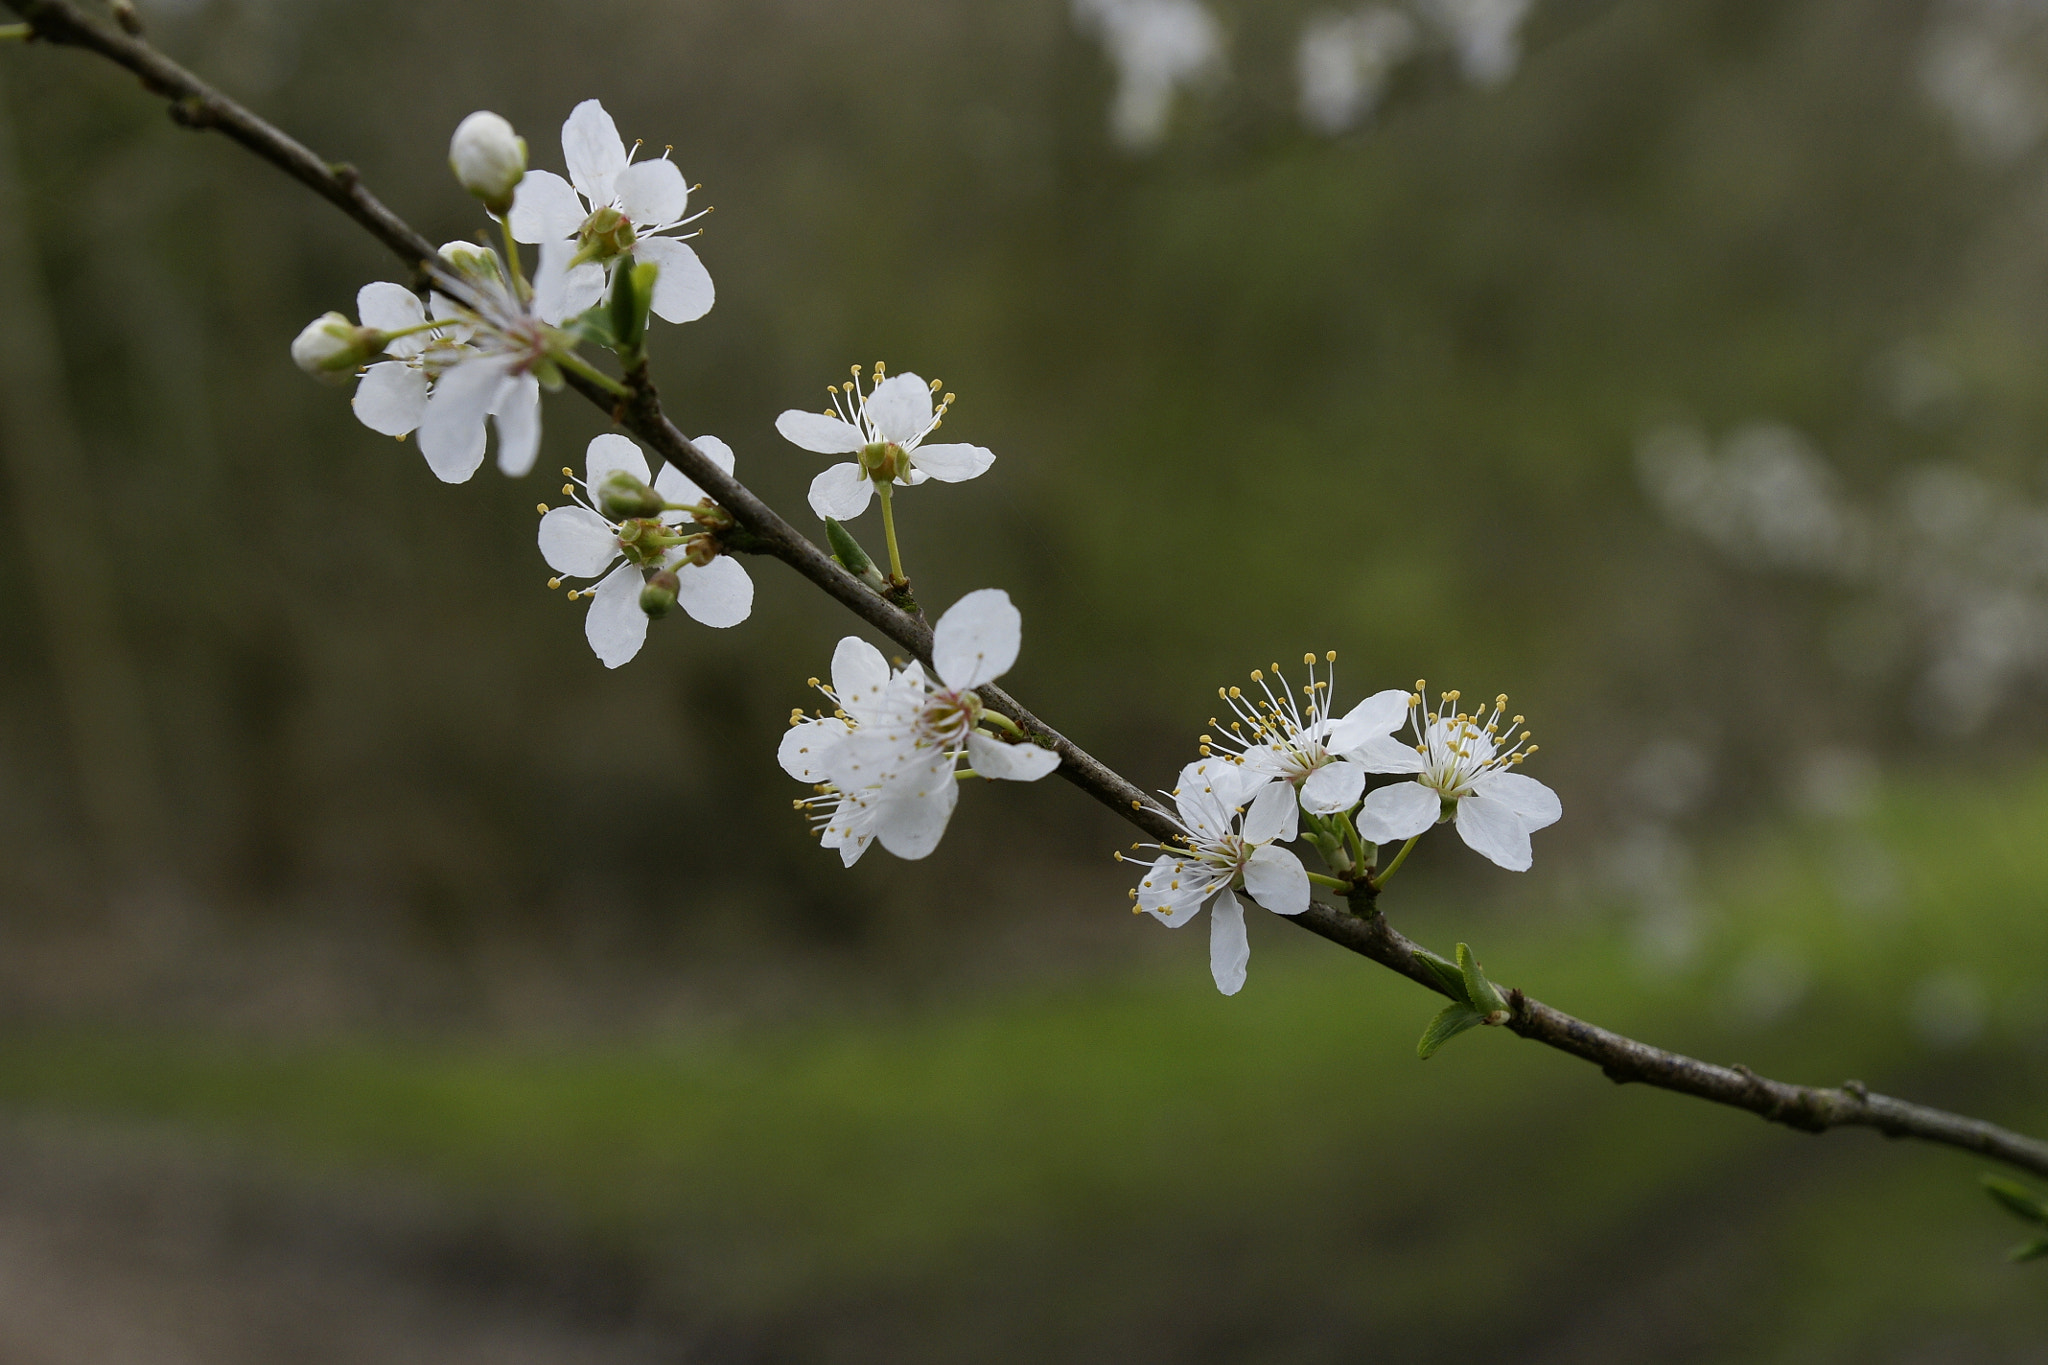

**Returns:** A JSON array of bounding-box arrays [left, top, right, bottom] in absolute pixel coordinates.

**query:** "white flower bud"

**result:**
[[291, 311, 382, 382], [447, 111, 526, 214]]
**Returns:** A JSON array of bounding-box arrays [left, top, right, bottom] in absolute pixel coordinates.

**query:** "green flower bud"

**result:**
[[290, 311, 384, 381], [598, 470, 666, 520], [448, 111, 527, 215], [640, 570, 680, 618]]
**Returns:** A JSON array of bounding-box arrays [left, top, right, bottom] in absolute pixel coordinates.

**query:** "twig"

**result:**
[[14, 0, 2048, 1181]]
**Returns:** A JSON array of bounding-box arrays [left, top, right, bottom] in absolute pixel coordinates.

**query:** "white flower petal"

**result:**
[[492, 372, 542, 476], [1355, 780, 1441, 843], [778, 716, 851, 782], [632, 236, 715, 324], [1346, 733, 1429, 774], [673, 556, 753, 628], [873, 757, 960, 860], [1328, 688, 1414, 752], [1455, 794, 1534, 871], [584, 562, 649, 669], [808, 462, 874, 520], [1241, 782, 1299, 844], [586, 431, 652, 490], [864, 373, 933, 446], [537, 506, 622, 577], [356, 281, 425, 334], [932, 587, 1021, 690], [1208, 888, 1250, 996], [1470, 771, 1561, 831], [1243, 844, 1311, 916], [966, 729, 1060, 782], [906, 442, 995, 483], [615, 157, 689, 226], [561, 98, 627, 206], [417, 355, 511, 483], [831, 637, 893, 718], [777, 410, 866, 455], [352, 362, 428, 437], [1300, 760, 1366, 815], [529, 241, 605, 326], [507, 169, 588, 243], [1139, 855, 1208, 926]]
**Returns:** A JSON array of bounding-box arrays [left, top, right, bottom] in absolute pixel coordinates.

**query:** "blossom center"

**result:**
[[916, 687, 981, 748], [573, 205, 637, 267]]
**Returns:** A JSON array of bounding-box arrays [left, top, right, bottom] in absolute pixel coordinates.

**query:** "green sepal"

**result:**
[[1983, 1175, 2048, 1225], [1418, 1002, 1486, 1059], [1412, 948, 1471, 1005], [825, 517, 887, 590], [1458, 942, 1509, 1017], [561, 303, 619, 350]]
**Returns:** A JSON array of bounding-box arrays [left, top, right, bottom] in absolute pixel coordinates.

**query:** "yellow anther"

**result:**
[[1131, 799, 1142, 809], [1446, 690, 1461, 700], [874, 361, 886, 376], [547, 577, 562, 590], [929, 378, 942, 392], [562, 484, 574, 495], [561, 467, 573, 477], [943, 393, 956, 405], [566, 590, 581, 601], [807, 676, 820, 687], [1113, 851, 1125, 861], [1326, 651, 1337, 662], [850, 364, 862, 377], [1270, 662, 1280, 673], [1415, 679, 1426, 690], [1304, 652, 1316, 665], [1217, 687, 1228, 700], [1250, 670, 1263, 681], [1229, 687, 1242, 698], [536, 503, 549, 514]]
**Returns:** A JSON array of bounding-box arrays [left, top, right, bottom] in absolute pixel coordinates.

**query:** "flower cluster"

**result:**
[[779, 590, 1059, 864], [1127, 654, 1561, 994]]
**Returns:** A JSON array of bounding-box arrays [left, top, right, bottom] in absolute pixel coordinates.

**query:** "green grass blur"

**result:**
[[1, 759, 2045, 1358]]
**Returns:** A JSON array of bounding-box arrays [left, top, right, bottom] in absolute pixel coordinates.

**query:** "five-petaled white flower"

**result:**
[[1201, 651, 1418, 817], [781, 589, 1059, 863], [775, 363, 995, 523], [1131, 758, 1311, 996], [1350, 683, 1560, 871], [412, 239, 604, 484], [537, 433, 753, 668], [340, 281, 471, 443], [508, 99, 714, 326]]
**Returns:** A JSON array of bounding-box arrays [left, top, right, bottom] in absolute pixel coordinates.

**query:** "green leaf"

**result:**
[[1983, 1175, 2048, 1226], [1417, 1002, 1486, 1059], [561, 302, 619, 350], [824, 518, 886, 589], [1411, 948, 1470, 1005], [1458, 942, 1509, 1017], [2012, 1236, 2048, 1264], [609, 258, 658, 359]]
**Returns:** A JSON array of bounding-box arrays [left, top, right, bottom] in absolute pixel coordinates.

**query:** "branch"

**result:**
[[15, 0, 2048, 1182]]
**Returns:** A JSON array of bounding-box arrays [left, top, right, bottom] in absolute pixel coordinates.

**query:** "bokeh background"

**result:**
[[5, 0, 2048, 1358]]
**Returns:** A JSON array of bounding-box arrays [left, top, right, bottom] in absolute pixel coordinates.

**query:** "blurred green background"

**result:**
[[5, 0, 2048, 1357]]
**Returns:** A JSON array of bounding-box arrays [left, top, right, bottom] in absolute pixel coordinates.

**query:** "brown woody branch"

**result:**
[[13, 0, 2048, 1181]]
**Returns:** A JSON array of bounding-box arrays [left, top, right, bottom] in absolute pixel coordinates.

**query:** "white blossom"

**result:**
[[508, 99, 713, 325], [1420, 0, 1535, 88], [412, 238, 604, 483], [537, 433, 753, 668], [1296, 6, 1417, 135], [1130, 758, 1310, 996], [780, 590, 1059, 863], [1201, 652, 1416, 818], [1072, 0, 1226, 151], [1351, 684, 1560, 871], [775, 364, 994, 522], [448, 110, 527, 212], [342, 281, 467, 440]]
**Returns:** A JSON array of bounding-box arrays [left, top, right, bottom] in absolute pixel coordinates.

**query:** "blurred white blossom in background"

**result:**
[[1296, 7, 1419, 134], [1639, 418, 2048, 735], [1419, 0, 1535, 88], [1919, 0, 2048, 163], [1071, 0, 1226, 151]]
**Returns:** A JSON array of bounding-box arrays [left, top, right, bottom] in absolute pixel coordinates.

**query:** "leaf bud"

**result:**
[[597, 469, 666, 520], [608, 257, 659, 359], [290, 312, 384, 381], [640, 570, 680, 619], [448, 111, 527, 215]]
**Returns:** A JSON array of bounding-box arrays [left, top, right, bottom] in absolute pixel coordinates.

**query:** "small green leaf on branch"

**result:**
[[825, 518, 887, 591], [1412, 947, 1471, 1004], [1458, 942, 1510, 1020], [1984, 1175, 2048, 1226], [1418, 1002, 1486, 1059]]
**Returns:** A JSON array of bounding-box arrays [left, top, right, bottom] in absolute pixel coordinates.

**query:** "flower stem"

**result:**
[[1305, 871, 1354, 892], [380, 317, 451, 343], [0, 24, 33, 40], [954, 767, 979, 782], [978, 711, 1025, 738], [875, 480, 906, 584], [1371, 835, 1421, 889], [495, 213, 527, 300], [554, 348, 631, 398]]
